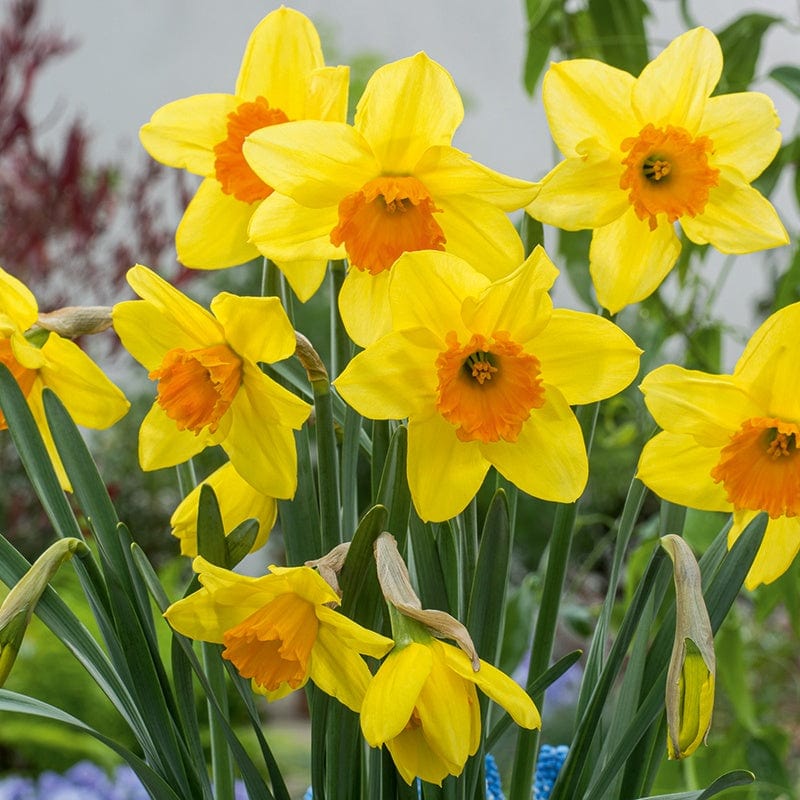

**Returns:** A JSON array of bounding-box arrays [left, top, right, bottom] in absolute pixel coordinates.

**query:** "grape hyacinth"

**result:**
[[533, 744, 569, 800]]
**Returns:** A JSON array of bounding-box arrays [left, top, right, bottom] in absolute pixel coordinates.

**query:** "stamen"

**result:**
[[330, 175, 446, 274], [436, 331, 545, 443], [214, 96, 289, 204], [149, 344, 242, 435], [711, 417, 800, 518]]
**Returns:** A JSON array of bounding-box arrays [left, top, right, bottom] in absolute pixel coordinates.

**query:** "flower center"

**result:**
[[222, 593, 318, 692], [435, 331, 545, 443], [330, 175, 446, 275], [213, 96, 289, 204], [0, 338, 37, 430], [619, 123, 719, 231], [149, 344, 242, 435], [710, 416, 800, 518]]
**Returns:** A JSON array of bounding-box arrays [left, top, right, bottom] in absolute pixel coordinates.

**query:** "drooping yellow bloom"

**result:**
[[139, 8, 348, 273], [638, 301, 800, 588], [170, 462, 277, 557], [244, 52, 537, 344], [334, 249, 641, 521], [164, 557, 393, 709], [361, 637, 539, 785], [527, 27, 788, 314], [112, 265, 310, 498], [0, 267, 129, 489]]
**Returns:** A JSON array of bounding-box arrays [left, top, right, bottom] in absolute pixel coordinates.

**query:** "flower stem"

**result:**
[[202, 642, 235, 800]]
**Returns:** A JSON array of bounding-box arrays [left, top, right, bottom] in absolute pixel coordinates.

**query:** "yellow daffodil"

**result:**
[[527, 27, 788, 314], [0, 267, 129, 489], [244, 52, 537, 344], [164, 557, 393, 709], [361, 637, 539, 785], [140, 8, 348, 272], [638, 301, 800, 588], [334, 248, 641, 521], [112, 265, 310, 498], [171, 462, 276, 557]]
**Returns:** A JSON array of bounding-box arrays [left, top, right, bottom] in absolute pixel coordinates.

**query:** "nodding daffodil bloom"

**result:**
[[164, 557, 394, 709], [244, 52, 537, 344], [0, 267, 129, 489], [361, 637, 540, 785], [112, 265, 310, 499], [334, 248, 641, 522], [638, 302, 800, 589], [170, 462, 277, 558], [139, 8, 348, 272], [526, 27, 788, 314]]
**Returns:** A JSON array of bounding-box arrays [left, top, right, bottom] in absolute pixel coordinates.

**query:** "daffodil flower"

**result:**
[[164, 557, 394, 710], [334, 248, 641, 521], [112, 265, 310, 499], [638, 301, 800, 588], [170, 462, 276, 558], [0, 267, 129, 489], [244, 52, 537, 344], [139, 8, 348, 272], [527, 27, 788, 314]]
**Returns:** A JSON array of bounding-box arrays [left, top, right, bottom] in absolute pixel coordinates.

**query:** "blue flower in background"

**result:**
[[533, 744, 569, 800]]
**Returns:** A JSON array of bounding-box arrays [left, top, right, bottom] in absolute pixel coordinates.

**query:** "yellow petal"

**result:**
[[307, 65, 350, 123], [438, 641, 540, 730], [0, 267, 38, 330], [338, 269, 393, 348], [138, 401, 212, 471], [139, 94, 237, 176], [640, 364, 760, 446], [316, 605, 394, 659], [680, 167, 789, 254], [244, 121, 378, 207], [533, 309, 641, 405], [590, 208, 681, 314], [701, 92, 781, 181], [542, 59, 637, 155], [176, 178, 261, 270], [526, 151, 628, 230], [27, 388, 70, 491], [735, 514, 800, 589], [483, 387, 587, 503], [271, 564, 340, 606], [356, 52, 463, 173], [436, 195, 525, 279], [210, 294, 296, 365], [389, 250, 488, 336], [235, 7, 323, 109], [248, 193, 343, 281], [414, 146, 537, 210], [407, 414, 489, 522], [634, 28, 721, 132], [637, 432, 731, 512], [386, 726, 452, 786], [361, 643, 432, 745], [461, 247, 557, 343], [38, 335, 129, 428], [333, 330, 439, 420], [309, 625, 373, 712]]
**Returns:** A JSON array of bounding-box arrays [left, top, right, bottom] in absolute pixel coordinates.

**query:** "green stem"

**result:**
[[313, 377, 342, 552], [508, 402, 599, 800], [329, 259, 350, 379], [202, 643, 235, 800]]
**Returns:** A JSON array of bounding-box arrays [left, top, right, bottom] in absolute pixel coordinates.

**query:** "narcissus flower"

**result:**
[[170, 462, 276, 557], [112, 265, 310, 498], [527, 27, 788, 314], [638, 301, 800, 588], [139, 8, 348, 272], [164, 557, 393, 709], [0, 267, 129, 489], [334, 249, 641, 521], [244, 52, 537, 343]]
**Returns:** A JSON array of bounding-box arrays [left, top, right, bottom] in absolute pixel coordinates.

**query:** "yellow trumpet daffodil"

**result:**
[[244, 52, 537, 344], [164, 557, 393, 710], [140, 7, 348, 273], [334, 248, 641, 521], [638, 301, 800, 588], [527, 27, 788, 314], [112, 265, 310, 498], [0, 267, 129, 489]]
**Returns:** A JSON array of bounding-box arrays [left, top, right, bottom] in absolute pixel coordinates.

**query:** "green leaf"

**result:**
[[770, 64, 800, 98], [587, 0, 650, 75], [717, 13, 782, 92], [635, 770, 754, 799], [225, 519, 260, 568], [279, 427, 321, 565], [196, 485, 227, 567], [374, 424, 412, 550], [558, 229, 595, 308], [522, 0, 563, 94]]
